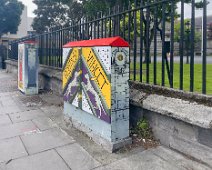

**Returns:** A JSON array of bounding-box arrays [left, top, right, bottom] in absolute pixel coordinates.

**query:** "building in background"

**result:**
[[1, 6, 34, 47]]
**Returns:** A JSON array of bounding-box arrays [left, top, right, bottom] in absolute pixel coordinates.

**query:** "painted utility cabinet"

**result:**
[[63, 37, 131, 151], [18, 41, 39, 95]]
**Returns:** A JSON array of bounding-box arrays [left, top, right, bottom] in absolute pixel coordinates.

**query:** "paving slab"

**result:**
[[40, 105, 63, 118], [0, 97, 17, 107], [94, 146, 211, 170], [9, 109, 46, 123], [21, 128, 75, 155], [0, 150, 70, 170], [56, 143, 101, 170], [152, 146, 212, 170], [32, 117, 58, 131], [0, 121, 38, 140], [0, 137, 28, 163], [0, 114, 12, 126], [0, 105, 22, 115], [95, 149, 177, 170]]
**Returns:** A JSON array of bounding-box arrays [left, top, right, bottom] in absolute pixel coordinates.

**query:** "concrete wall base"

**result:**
[[130, 107, 212, 168]]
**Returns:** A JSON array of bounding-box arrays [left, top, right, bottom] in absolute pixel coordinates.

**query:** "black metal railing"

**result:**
[[9, 0, 210, 95]]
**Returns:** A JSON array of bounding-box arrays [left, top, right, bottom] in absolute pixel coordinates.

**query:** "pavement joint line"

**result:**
[[19, 136, 30, 156], [167, 146, 212, 169], [30, 119, 42, 132], [91, 164, 104, 170], [0, 149, 59, 165], [31, 119, 58, 131], [54, 148, 72, 170], [7, 113, 14, 124], [54, 142, 76, 151]]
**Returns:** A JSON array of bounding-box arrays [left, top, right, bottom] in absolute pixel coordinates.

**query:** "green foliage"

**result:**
[[0, 0, 24, 37], [135, 118, 152, 138], [32, 0, 84, 33], [174, 19, 201, 43]]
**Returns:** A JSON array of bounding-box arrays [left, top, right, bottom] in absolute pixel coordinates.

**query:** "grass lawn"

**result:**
[[130, 63, 212, 95]]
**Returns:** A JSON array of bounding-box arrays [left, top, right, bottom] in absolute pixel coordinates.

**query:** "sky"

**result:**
[[19, 0, 212, 18], [18, 0, 37, 18]]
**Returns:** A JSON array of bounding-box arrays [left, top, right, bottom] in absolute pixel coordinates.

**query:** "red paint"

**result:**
[[19, 61, 22, 81], [20, 41, 37, 44], [63, 36, 129, 48]]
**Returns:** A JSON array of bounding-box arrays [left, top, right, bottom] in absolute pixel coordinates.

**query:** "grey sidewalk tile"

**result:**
[[0, 121, 38, 140], [32, 117, 58, 131], [0, 137, 28, 163], [56, 143, 101, 170], [9, 109, 46, 123], [152, 146, 212, 170], [21, 128, 75, 155], [0, 115, 12, 126], [1, 98, 17, 107], [0, 106, 22, 115], [40, 105, 63, 118], [94, 149, 179, 170], [1, 150, 70, 170], [95, 146, 211, 170]]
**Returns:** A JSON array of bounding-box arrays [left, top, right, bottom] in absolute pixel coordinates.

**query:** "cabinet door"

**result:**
[[27, 47, 37, 87]]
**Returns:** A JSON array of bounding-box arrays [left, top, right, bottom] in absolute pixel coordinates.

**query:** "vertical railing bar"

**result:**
[[82, 19, 84, 40], [179, 0, 184, 90], [133, 0, 137, 81], [112, 6, 116, 37], [97, 13, 100, 38], [104, 13, 107, 38], [190, 0, 195, 92], [128, 2, 131, 79], [140, 0, 144, 82], [90, 19, 93, 39], [202, 0, 207, 94], [170, 0, 175, 88], [109, 8, 112, 37], [161, 3, 166, 86], [123, 6, 126, 39], [117, 5, 120, 36], [153, 1, 158, 85], [146, 0, 150, 84], [94, 16, 96, 39], [101, 12, 104, 38]]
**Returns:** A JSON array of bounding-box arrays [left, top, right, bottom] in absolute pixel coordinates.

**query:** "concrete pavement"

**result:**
[[0, 70, 210, 170]]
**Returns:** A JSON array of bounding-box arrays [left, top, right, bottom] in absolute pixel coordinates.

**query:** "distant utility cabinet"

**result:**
[[63, 37, 131, 152], [18, 41, 39, 95]]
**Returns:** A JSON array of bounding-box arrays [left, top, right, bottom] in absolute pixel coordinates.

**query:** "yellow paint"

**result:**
[[62, 48, 80, 89], [78, 70, 82, 75], [78, 94, 82, 99], [82, 48, 111, 109], [18, 82, 23, 90]]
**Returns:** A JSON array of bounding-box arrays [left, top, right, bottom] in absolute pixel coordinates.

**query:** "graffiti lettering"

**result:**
[[82, 48, 111, 109], [63, 48, 79, 89]]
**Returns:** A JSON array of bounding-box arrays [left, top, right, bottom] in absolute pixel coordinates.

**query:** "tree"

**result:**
[[174, 20, 201, 43], [32, 0, 68, 33], [32, 0, 84, 33], [82, 0, 131, 17], [0, 0, 24, 38]]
